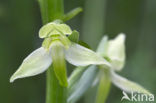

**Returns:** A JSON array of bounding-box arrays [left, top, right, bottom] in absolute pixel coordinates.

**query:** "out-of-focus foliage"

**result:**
[[0, 0, 155, 103]]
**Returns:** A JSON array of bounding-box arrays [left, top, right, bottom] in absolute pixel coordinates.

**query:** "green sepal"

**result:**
[[68, 30, 79, 43], [50, 41, 68, 87], [39, 22, 72, 38]]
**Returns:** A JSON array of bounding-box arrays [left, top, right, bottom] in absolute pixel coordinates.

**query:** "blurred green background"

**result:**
[[0, 0, 155, 103]]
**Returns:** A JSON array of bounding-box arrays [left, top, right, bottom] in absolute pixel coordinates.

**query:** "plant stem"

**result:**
[[38, 0, 64, 24], [95, 69, 111, 103], [38, 0, 67, 103], [46, 66, 67, 103]]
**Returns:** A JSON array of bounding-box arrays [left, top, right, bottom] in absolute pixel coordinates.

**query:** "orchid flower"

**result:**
[[68, 33, 150, 103], [96, 33, 150, 94], [10, 21, 110, 87]]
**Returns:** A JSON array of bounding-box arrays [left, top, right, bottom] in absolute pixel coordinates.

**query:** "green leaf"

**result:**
[[39, 22, 72, 38], [63, 7, 83, 22], [68, 66, 98, 103], [68, 30, 79, 43], [65, 43, 111, 67], [110, 70, 151, 94], [50, 41, 68, 87], [10, 47, 52, 82], [106, 33, 126, 71]]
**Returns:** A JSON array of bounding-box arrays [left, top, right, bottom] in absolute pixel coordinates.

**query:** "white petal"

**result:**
[[10, 47, 52, 82], [96, 35, 108, 56], [68, 66, 98, 103], [65, 43, 110, 67], [110, 71, 150, 94], [107, 33, 126, 71]]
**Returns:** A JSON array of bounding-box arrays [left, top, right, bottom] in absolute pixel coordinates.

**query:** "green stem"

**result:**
[[46, 66, 67, 103], [38, 0, 66, 103], [95, 69, 111, 103], [38, 0, 64, 24]]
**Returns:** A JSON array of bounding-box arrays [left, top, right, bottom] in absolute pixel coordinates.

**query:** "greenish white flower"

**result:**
[[97, 34, 125, 71], [68, 33, 150, 103], [10, 21, 110, 87], [97, 33, 150, 94], [106, 34, 125, 71]]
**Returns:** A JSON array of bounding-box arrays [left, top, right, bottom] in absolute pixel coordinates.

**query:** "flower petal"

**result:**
[[68, 66, 98, 103], [10, 47, 52, 82], [65, 43, 110, 67], [107, 33, 126, 71], [96, 35, 108, 56], [110, 71, 150, 94]]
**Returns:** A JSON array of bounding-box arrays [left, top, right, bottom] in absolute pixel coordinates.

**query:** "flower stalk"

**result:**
[[95, 69, 111, 103]]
